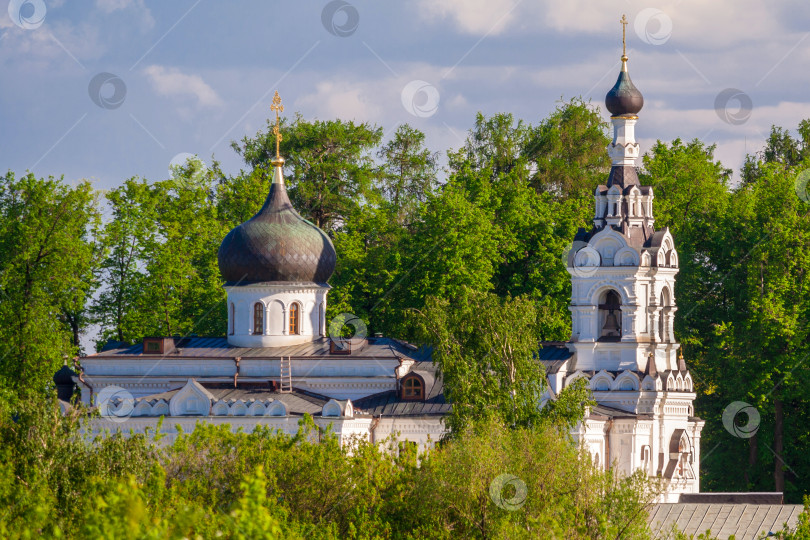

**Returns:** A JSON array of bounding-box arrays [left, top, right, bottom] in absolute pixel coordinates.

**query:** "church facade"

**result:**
[[70, 50, 701, 501]]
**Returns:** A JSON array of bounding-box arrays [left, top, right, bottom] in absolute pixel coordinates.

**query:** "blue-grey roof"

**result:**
[[90, 336, 431, 361], [136, 385, 329, 416], [353, 362, 449, 417], [537, 342, 573, 374], [353, 390, 450, 417]]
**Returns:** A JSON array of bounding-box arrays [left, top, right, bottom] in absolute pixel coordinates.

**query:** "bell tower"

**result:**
[[566, 22, 680, 374], [561, 16, 703, 501]]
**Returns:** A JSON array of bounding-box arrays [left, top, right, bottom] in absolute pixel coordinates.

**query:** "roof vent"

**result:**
[[142, 337, 176, 355], [329, 338, 352, 355]]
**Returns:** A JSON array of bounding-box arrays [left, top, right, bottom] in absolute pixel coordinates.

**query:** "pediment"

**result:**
[[168, 379, 214, 416]]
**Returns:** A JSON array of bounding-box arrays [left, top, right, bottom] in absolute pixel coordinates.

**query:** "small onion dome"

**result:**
[[53, 364, 76, 386], [217, 160, 337, 284], [605, 57, 644, 116]]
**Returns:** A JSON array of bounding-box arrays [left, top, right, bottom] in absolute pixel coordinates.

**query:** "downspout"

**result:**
[[74, 356, 93, 404], [604, 418, 613, 471], [233, 356, 241, 387], [77, 372, 93, 404]]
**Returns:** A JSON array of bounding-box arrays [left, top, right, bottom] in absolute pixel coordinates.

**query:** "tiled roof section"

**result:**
[[89, 336, 431, 361], [648, 503, 804, 539], [590, 404, 651, 420], [354, 362, 450, 417], [537, 342, 573, 374], [680, 493, 784, 504], [574, 222, 658, 251], [648, 228, 670, 248], [217, 174, 337, 284], [624, 223, 652, 250], [137, 384, 329, 416], [353, 390, 450, 417], [606, 165, 640, 188]]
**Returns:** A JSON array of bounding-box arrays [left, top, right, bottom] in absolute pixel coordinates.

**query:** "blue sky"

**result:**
[[2, 0, 810, 189]]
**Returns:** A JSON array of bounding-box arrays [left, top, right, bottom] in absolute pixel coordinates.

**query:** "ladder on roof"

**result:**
[[279, 356, 292, 393]]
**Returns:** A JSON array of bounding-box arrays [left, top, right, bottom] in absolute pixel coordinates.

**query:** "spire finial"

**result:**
[[620, 14, 629, 69], [270, 91, 284, 165]]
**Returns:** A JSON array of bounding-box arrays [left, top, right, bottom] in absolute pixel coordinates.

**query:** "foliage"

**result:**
[[524, 97, 611, 199], [92, 159, 228, 348], [412, 288, 549, 432], [0, 391, 666, 539], [234, 115, 383, 232], [376, 123, 438, 222], [411, 418, 657, 539], [0, 172, 101, 389]]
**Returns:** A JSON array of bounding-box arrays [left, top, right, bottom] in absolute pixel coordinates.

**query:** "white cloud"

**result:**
[[95, 0, 154, 28], [0, 21, 103, 70], [416, 0, 794, 51], [416, 0, 518, 35], [143, 65, 222, 108], [539, 0, 794, 50], [296, 80, 384, 123], [645, 101, 810, 140]]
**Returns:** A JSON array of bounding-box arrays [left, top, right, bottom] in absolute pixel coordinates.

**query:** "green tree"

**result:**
[[93, 160, 227, 348], [412, 288, 547, 432], [376, 123, 438, 222], [524, 97, 611, 199], [234, 115, 383, 232], [412, 418, 656, 539], [0, 172, 101, 389]]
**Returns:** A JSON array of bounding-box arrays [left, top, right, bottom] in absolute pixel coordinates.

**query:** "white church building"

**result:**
[[62, 49, 702, 502], [539, 47, 703, 502]]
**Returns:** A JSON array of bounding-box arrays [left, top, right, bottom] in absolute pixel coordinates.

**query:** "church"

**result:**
[[60, 35, 703, 504]]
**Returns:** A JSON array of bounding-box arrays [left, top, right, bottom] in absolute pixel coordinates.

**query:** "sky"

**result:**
[[3, 0, 810, 191]]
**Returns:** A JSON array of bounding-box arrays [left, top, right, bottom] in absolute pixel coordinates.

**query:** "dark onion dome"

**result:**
[[53, 364, 76, 386], [605, 57, 644, 116], [218, 159, 336, 284]]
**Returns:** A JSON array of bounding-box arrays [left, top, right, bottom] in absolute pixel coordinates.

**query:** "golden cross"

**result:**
[[620, 14, 628, 57], [270, 90, 284, 159]]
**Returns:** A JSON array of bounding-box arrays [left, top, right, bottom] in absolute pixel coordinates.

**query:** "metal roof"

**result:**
[[590, 404, 651, 420], [648, 503, 804, 539], [353, 362, 450, 417], [353, 390, 450, 417], [137, 385, 329, 416], [537, 342, 573, 374], [88, 336, 431, 361]]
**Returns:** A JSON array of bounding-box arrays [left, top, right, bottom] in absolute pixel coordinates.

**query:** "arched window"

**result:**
[[402, 376, 424, 400], [289, 302, 300, 335], [598, 290, 622, 341], [229, 303, 235, 335], [253, 303, 264, 335], [659, 288, 671, 341]]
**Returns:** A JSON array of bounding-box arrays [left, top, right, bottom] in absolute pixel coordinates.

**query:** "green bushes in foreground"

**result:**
[[1, 394, 805, 539], [0, 393, 658, 539]]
